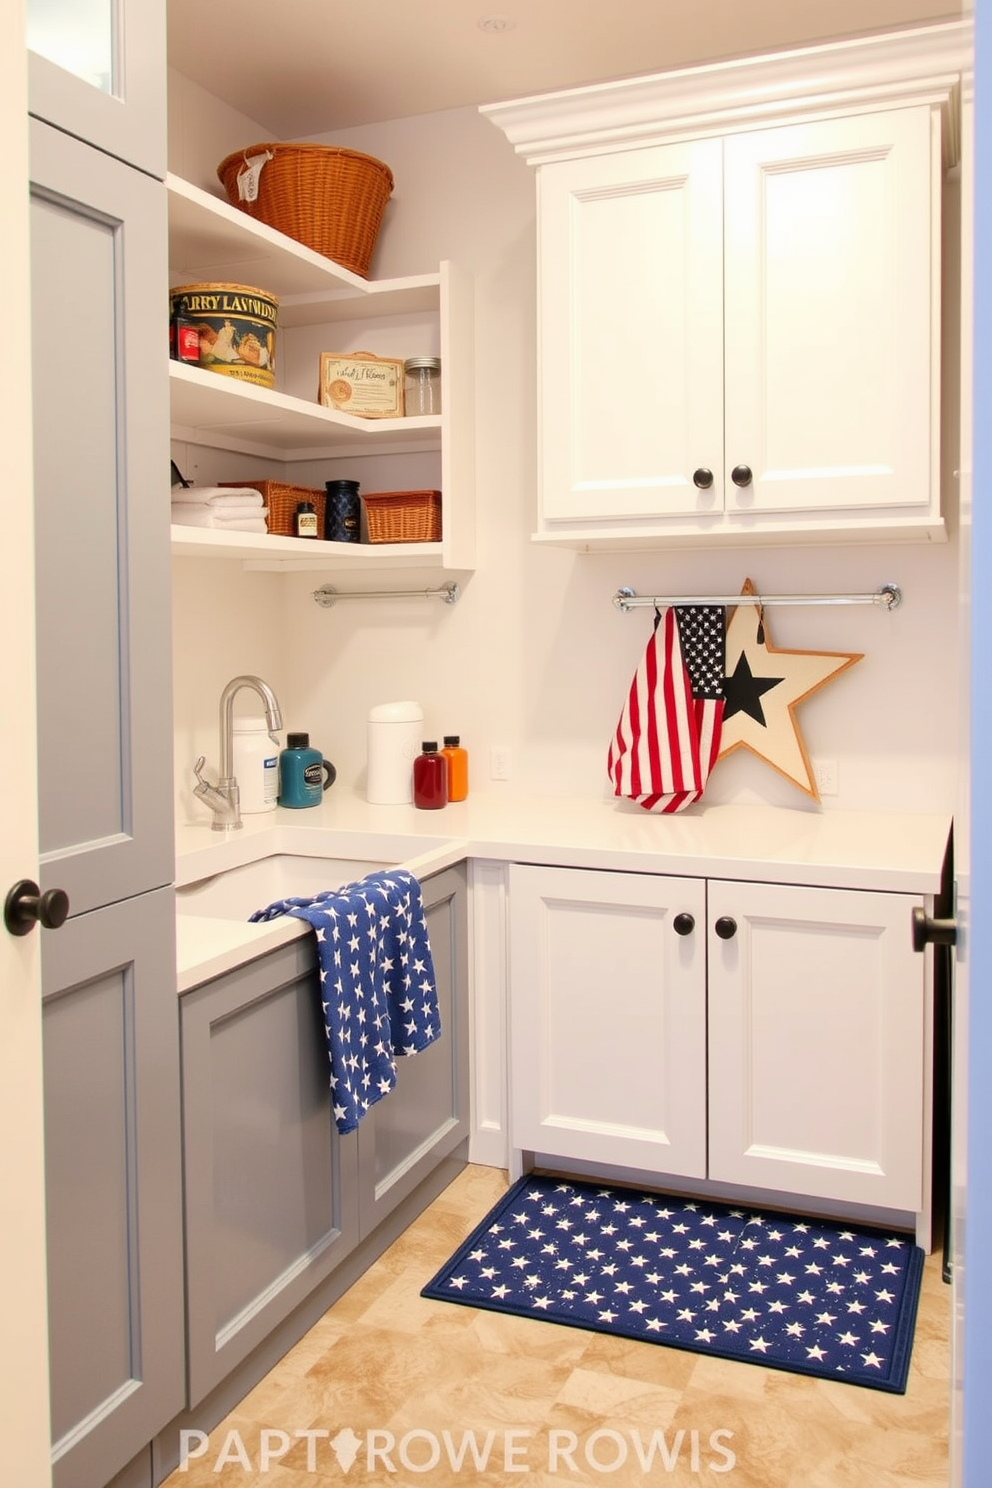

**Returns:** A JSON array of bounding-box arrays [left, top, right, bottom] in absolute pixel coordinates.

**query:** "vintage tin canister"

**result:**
[[169, 281, 278, 389]]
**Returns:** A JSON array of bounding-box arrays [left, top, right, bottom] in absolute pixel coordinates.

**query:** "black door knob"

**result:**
[[692, 468, 714, 490], [673, 912, 695, 936], [731, 464, 753, 488], [4, 879, 70, 937], [911, 907, 957, 953], [714, 916, 738, 941]]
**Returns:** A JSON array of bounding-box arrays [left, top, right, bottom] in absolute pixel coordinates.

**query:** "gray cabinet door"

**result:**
[[358, 863, 470, 1235], [41, 886, 183, 1488], [27, 0, 166, 178], [29, 118, 173, 918], [181, 937, 361, 1408]]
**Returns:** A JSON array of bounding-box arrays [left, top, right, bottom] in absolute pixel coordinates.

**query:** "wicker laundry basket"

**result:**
[[217, 143, 394, 278]]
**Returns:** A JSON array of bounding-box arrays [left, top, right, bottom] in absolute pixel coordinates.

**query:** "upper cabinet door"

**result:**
[[539, 138, 724, 522], [27, 0, 166, 178], [723, 107, 936, 517], [30, 119, 173, 915]]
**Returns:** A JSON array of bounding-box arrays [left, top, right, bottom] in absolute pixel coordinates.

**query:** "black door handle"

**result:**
[[731, 464, 753, 488], [673, 912, 695, 936], [4, 879, 70, 937], [911, 907, 957, 953], [692, 468, 714, 490], [714, 916, 738, 940]]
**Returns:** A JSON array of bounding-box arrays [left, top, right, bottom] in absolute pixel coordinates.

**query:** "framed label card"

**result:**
[[318, 350, 405, 419]]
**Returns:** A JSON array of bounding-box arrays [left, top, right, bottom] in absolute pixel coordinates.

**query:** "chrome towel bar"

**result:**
[[613, 583, 902, 612], [313, 582, 460, 608]]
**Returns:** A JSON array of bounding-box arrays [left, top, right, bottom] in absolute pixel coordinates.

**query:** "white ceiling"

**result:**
[[167, 0, 962, 140]]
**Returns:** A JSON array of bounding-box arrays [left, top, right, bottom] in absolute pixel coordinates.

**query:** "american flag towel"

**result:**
[[250, 869, 440, 1134], [422, 1175, 925, 1394], [608, 605, 726, 813]]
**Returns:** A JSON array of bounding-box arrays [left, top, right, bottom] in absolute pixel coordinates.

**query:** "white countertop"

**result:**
[[174, 790, 952, 993]]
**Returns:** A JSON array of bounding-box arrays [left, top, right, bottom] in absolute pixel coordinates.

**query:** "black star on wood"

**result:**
[[722, 652, 784, 726], [716, 580, 863, 799]]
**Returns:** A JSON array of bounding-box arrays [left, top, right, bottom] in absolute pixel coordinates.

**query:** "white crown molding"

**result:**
[[481, 20, 973, 167]]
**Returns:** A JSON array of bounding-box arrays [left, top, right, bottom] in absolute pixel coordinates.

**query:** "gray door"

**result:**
[[358, 863, 470, 1235], [41, 887, 183, 1488], [181, 937, 362, 1408], [27, 0, 166, 178], [29, 117, 173, 918]]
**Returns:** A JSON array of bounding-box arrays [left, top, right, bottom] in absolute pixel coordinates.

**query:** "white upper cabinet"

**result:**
[[484, 22, 968, 550]]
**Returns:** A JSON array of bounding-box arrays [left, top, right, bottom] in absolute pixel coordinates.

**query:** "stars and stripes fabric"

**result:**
[[607, 605, 726, 814], [423, 1175, 924, 1393], [250, 869, 440, 1134]]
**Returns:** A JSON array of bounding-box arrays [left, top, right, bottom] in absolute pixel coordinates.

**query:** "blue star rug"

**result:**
[[421, 1175, 925, 1393]]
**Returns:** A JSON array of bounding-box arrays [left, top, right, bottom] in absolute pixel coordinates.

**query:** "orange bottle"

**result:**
[[441, 735, 469, 802]]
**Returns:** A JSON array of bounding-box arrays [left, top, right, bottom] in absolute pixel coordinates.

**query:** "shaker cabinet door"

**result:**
[[539, 139, 724, 522], [509, 864, 708, 1177], [357, 864, 470, 1236], [29, 119, 173, 918], [706, 880, 926, 1212], [723, 106, 936, 518], [41, 886, 182, 1488], [181, 938, 361, 1409]]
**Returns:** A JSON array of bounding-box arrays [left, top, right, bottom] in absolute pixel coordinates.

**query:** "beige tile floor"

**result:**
[[164, 1165, 951, 1487]]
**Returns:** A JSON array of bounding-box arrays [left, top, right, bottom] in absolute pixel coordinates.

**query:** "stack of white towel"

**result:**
[[170, 485, 268, 534]]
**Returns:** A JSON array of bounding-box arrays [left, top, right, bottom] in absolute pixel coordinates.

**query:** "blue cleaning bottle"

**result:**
[[278, 732, 336, 808]]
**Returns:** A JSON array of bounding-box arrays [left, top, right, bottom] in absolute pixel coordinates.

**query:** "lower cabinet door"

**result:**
[[509, 865, 708, 1177], [41, 887, 183, 1488], [181, 937, 360, 1408], [706, 880, 925, 1211], [357, 864, 470, 1235]]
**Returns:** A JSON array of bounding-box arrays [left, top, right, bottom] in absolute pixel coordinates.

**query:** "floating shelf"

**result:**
[[167, 174, 441, 326]]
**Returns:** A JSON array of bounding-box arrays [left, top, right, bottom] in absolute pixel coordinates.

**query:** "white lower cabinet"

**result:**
[[509, 865, 926, 1218]]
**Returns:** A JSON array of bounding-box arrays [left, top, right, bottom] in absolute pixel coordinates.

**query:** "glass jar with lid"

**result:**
[[404, 357, 442, 416]]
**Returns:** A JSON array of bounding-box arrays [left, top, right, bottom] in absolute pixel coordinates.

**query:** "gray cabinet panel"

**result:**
[[40, 887, 183, 1488], [28, 0, 167, 178], [359, 864, 470, 1234], [182, 938, 361, 1408], [29, 119, 173, 917]]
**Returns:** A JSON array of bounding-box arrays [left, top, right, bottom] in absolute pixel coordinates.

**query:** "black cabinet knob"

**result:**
[[714, 916, 738, 941], [4, 879, 70, 937], [731, 464, 753, 488], [673, 912, 695, 936], [692, 468, 714, 490], [911, 907, 957, 953]]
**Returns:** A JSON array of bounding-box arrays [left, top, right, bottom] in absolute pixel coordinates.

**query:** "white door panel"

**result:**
[[539, 139, 724, 521], [708, 880, 925, 1212], [724, 107, 935, 514]]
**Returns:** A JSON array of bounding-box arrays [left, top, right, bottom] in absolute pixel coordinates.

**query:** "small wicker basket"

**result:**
[[217, 143, 394, 278], [362, 490, 442, 544], [221, 480, 326, 538]]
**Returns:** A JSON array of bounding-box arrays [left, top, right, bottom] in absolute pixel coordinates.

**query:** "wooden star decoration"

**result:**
[[716, 580, 863, 800]]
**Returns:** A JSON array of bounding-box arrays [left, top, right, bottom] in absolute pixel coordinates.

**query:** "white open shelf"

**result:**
[[168, 173, 475, 574]]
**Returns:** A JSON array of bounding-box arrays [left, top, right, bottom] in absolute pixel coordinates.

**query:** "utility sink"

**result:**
[[175, 852, 398, 920]]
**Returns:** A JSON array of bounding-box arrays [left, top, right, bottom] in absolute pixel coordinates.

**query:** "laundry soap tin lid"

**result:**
[[368, 701, 423, 723]]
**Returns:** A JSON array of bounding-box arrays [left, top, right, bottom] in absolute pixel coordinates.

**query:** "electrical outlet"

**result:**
[[490, 746, 512, 781], [812, 757, 839, 796]]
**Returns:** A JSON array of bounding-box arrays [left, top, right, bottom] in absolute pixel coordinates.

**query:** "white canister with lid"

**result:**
[[367, 701, 424, 804], [232, 715, 280, 813]]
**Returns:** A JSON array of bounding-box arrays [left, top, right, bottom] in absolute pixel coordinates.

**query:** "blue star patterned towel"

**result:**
[[250, 869, 440, 1133]]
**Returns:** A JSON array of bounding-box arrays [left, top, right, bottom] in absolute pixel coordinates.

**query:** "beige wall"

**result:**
[[170, 71, 963, 823]]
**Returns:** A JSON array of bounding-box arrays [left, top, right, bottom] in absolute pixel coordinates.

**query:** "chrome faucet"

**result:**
[[193, 674, 284, 831]]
